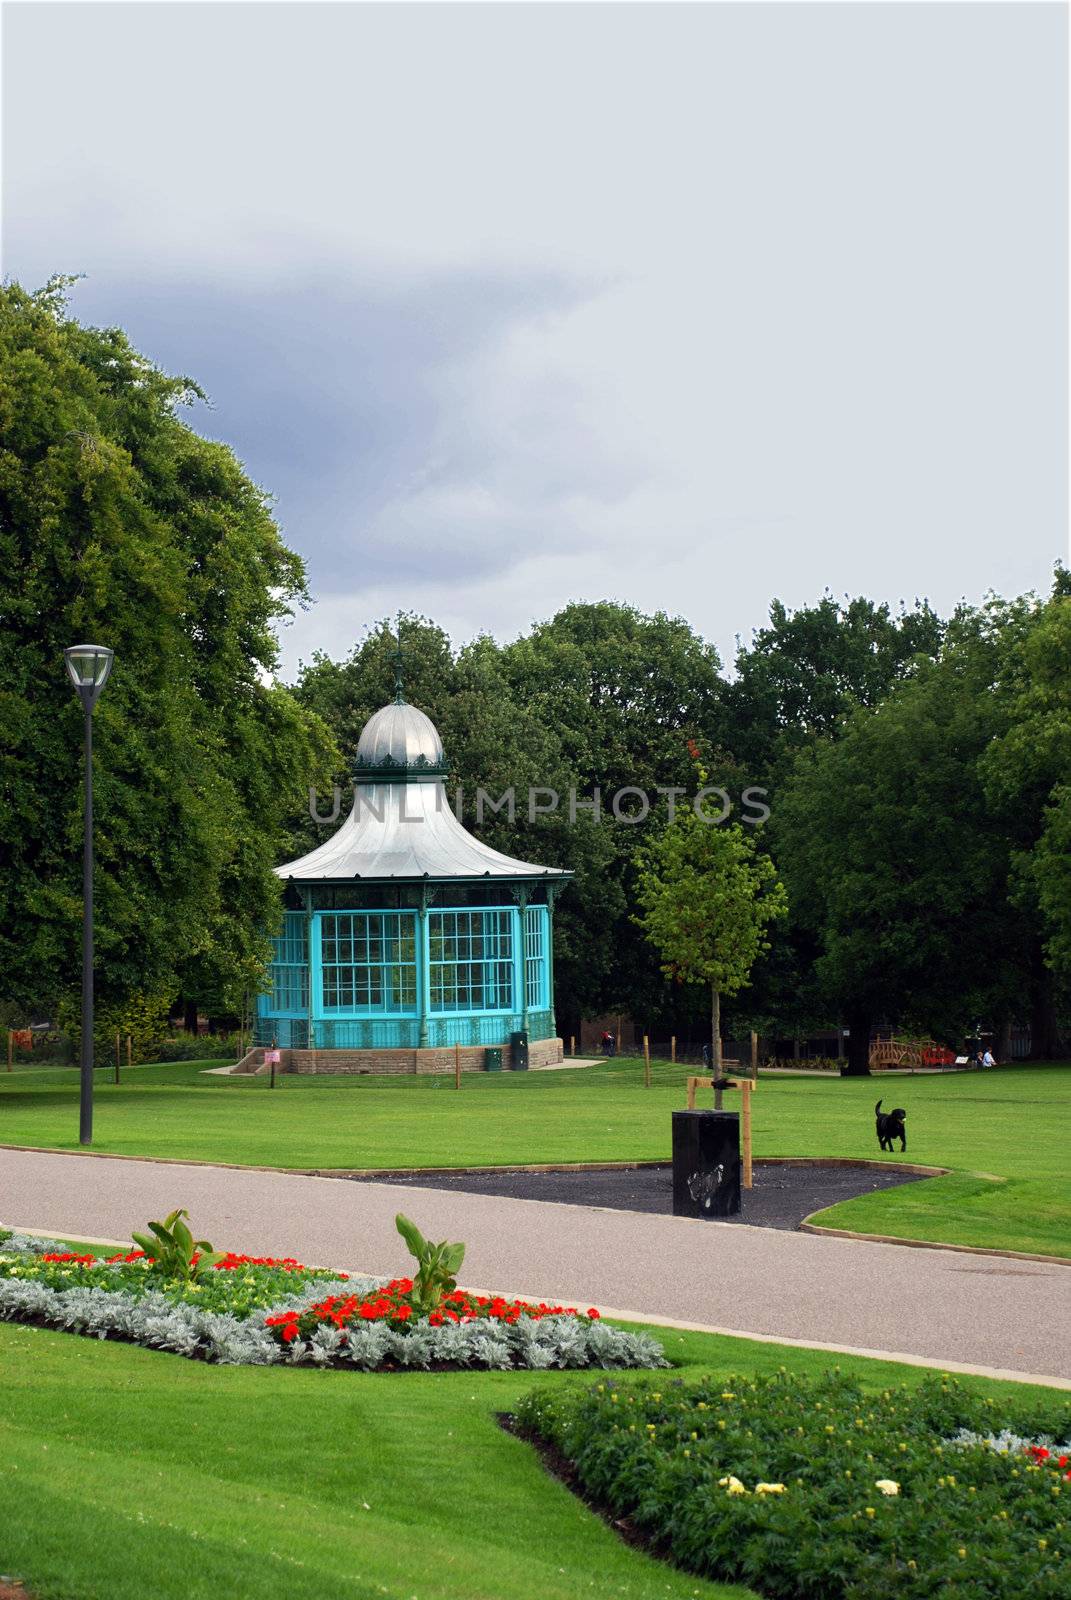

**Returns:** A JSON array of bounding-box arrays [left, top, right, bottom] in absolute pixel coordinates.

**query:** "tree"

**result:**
[[635, 793, 786, 1104], [0, 279, 335, 1033], [724, 593, 944, 782], [774, 631, 1026, 1072], [980, 579, 1071, 1053]]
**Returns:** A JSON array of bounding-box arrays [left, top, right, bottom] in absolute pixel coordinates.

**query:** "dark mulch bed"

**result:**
[[346, 1161, 928, 1230]]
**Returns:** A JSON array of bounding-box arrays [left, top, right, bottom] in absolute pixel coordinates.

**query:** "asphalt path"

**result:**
[[2, 1146, 1068, 1385]]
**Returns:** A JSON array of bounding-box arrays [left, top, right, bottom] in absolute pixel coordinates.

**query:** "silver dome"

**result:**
[[355, 700, 445, 769]]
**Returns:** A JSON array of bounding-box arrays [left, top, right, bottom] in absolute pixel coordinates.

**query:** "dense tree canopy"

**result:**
[[0, 279, 335, 1034], [773, 624, 1030, 1069]]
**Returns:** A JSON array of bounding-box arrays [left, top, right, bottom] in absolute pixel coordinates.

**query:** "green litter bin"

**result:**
[[484, 1047, 503, 1072]]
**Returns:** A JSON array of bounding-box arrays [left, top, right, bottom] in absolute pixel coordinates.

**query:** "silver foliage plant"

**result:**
[[951, 1427, 1071, 1456], [0, 1230, 666, 1371]]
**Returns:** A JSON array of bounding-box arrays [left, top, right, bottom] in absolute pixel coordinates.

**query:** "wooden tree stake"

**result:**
[[6, 1030, 12, 1073], [670, 1034, 676, 1064], [741, 1079, 753, 1188], [643, 1033, 651, 1088], [454, 1041, 462, 1090]]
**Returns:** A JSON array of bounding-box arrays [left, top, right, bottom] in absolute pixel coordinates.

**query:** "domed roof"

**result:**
[[355, 698, 445, 771]]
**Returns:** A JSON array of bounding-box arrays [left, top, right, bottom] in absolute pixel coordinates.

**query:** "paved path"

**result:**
[[3, 1147, 1069, 1385]]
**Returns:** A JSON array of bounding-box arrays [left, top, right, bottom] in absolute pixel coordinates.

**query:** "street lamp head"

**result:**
[[64, 644, 114, 706]]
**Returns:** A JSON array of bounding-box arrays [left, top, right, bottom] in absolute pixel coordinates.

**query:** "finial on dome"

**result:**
[[392, 615, 406, 704]]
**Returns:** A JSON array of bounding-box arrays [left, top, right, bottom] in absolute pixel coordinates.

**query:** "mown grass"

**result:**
[[1, 1058, 1069, 1256], [2, 1315, 1063, 1600]]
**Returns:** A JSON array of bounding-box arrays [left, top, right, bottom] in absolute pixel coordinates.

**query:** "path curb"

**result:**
[[799, 1218, 1071, 1268]]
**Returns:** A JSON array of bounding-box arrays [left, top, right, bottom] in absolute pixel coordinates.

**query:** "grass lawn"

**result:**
[[1, 1058, 1069, 1257], [2, 1313, 1063, 1600]]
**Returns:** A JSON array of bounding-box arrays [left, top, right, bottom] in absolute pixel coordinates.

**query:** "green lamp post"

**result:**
[[64, 644, 114, 1146]]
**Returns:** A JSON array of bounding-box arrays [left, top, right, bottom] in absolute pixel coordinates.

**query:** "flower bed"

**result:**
[[0, 1229, 665, 1372], [515, 1369, 1071, 1599]]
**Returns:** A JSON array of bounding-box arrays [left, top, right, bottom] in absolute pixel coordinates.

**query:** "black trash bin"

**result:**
[[671, 1110, 741, 1218], [509, 1030, 529, 1071], [484, 1047, 503, 1072]]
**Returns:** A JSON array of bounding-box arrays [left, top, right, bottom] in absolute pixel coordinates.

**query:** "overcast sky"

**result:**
[[3, 1, 1067, 678]]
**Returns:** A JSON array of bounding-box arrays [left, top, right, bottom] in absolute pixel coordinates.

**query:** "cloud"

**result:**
[[3, 1, 1066, 680]]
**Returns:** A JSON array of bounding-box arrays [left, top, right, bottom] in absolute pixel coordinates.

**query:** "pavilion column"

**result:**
[[546, 884, 558, 1036], [416, 895, 430, 1048], [305, 896, 315, 1053], [512, 888, 531, 1032]]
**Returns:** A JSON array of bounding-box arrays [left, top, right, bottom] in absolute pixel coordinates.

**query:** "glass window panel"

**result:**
[[429, 909, 513, 1013], [318, 911, 417, 1015]]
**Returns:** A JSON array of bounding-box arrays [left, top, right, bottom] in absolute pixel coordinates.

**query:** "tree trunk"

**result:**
[[183, 999, 199, 1036], [1029, 946, 1061, 1060], [792, 1035, 801, 1060], [712, 983, 723, 1109], [843, 1010, 871, 1076], [997, 1018, 1013, 1064]]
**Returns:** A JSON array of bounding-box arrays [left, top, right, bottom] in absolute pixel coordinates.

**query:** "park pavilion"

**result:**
[[254, 687, 571, 1073]]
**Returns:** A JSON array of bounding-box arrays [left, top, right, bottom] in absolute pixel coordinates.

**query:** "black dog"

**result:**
[[875, 1099, 907, 1153]]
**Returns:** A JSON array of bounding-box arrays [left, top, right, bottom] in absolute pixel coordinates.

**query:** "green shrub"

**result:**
[[130, 1209, 225, 1279], [395, 1213, 466, 1314], [515, 1369, 1071, 1599], [149, 1033, 240, 1062]]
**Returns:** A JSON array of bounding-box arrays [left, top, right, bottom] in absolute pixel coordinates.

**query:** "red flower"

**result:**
[[587, 1308, 601, 1319]]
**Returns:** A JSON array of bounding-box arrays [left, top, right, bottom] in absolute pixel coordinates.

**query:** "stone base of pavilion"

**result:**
[[238, 1037, 565, 1076]]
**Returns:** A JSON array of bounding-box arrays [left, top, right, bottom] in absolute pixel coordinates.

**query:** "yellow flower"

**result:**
[[874, 1480, 900, 1496], [1039, 1540, 1048, 1551], [864, 1507, 875, 1518], [825, 1425, 835, 1434], [721, 1392, 735, 1401], [957, 1548, 967, 1559], [755, 1483, 785, 1495], [718, 1475, 747, 1495]]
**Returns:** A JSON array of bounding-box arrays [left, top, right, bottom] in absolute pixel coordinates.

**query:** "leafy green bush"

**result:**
[[395, 1213, 466, 1313], [150, 1033, 241, 1062], [130, 1209, 225, 1279], [515, 1369, 1071, 1598]]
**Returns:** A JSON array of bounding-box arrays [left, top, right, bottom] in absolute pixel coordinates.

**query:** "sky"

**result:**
[[3, 1, 1067, 680]]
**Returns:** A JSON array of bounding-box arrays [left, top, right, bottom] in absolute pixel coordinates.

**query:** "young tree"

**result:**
[[635, 797, 786, 1105]]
